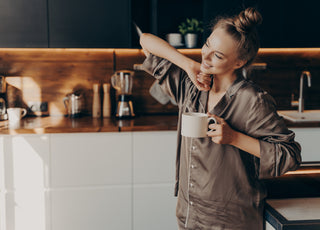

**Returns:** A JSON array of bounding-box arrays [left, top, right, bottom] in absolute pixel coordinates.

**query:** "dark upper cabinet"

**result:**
[[257, 0, 320, 48], [48, 0, 131, 48], [0, 0, 48, 47], [0, 0, 318, 48], [203, 0, 320, 48], [132, 0, 203, 48]]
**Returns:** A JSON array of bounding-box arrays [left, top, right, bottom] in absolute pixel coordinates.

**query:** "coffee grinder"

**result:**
[[0, 76, 7, 120], [111, 70, 135, 118]]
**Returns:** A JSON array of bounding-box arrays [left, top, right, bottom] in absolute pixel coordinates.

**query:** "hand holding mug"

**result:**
[[206, 113, 236, 145]]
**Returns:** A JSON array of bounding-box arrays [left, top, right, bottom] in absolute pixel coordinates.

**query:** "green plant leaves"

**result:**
[[178, 18, 203, 35]]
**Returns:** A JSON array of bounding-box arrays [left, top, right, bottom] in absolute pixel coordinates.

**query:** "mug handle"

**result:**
[[21, 108, 27, 118], [63, 97, 69, 108], [207, 117, 216, 132]]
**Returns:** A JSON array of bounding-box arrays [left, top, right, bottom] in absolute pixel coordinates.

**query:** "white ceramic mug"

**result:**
[[181, 112, 216, 138], [7, 108, 27, 124], [166, 33, 183, 47]]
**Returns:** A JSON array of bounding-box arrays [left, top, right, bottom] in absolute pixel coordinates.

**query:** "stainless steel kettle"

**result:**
[[63, 92, 84, 117]]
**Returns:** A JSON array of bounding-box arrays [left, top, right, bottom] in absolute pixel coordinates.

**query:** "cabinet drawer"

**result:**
[[50, 132, 132, 187], [133, 131, 177, 184]]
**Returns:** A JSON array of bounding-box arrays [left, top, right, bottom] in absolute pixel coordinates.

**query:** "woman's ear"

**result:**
[[234, 59, 246, 69]]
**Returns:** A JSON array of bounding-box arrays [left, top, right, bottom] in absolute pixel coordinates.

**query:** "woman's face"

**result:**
[[200, 27, 244, 76]]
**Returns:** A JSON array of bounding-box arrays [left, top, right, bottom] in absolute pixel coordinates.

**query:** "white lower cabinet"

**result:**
[[49, 132, 133, 230], [4, 191, 49, 230], [51, 187, 131, 230], [0, 131, 178, 230], [133, 185, 177, 230], [50, 132, 132, 187], [0, 134, 50, 230], [133, 131, 178, 230], [133, 131, 177, 184]]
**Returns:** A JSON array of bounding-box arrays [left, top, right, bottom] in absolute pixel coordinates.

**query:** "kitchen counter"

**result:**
[[0, 114, 319, 135], [265, 197, 320, 229], [0, 115, 179, 134]]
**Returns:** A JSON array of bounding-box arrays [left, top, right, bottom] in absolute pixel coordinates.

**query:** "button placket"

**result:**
[[185, 138, 196, 228]]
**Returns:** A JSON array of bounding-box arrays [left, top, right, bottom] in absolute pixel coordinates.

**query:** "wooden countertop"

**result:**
[[1, 114, 319, 135], [0, 115, 179, 134]]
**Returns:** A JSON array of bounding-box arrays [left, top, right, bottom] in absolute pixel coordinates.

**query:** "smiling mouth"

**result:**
[[201, 62, 213, 69]]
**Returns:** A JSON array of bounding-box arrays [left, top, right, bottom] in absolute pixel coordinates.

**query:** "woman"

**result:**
[[140, 8, 301, 230]]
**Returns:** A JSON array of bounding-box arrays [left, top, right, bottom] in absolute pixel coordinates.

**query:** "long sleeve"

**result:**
[[244, 90, 301, 179], [141, 54, 196, 107]]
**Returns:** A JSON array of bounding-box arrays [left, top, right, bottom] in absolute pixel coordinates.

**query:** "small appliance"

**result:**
[[111, 70, 135, 118], [63, 91, 85, 118]]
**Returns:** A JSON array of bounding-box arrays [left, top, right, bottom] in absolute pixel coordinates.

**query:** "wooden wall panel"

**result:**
[[114, 49, 178, 115], [114, 49, 202, 115], [0, 48, 319, 117], [0, 49, 114, 116]]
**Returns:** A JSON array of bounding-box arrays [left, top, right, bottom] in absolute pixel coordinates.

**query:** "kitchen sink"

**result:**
[[278, 110, 320, 123]]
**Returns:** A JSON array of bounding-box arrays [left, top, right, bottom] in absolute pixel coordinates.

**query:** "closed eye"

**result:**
[[215, 53, 222, 59]]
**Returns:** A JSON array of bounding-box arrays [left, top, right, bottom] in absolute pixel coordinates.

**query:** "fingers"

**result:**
[[197, 73, 212, 89], [195, 81, 210, 91], [206, 125, 223, 144], [207, 123, 219, 133], [206, 114, 225, 143], [207, 113, 225, 124]]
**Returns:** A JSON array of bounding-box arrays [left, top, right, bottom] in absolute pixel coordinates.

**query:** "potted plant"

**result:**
[[178, 18, 204, 48]]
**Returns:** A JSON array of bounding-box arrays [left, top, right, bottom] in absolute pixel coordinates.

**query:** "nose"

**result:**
[[201, 46, 210, 62]]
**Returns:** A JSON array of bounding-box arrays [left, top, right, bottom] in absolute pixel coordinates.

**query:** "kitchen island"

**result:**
[[265, 198, 320, 230], [1, 115, 320, 230], [0, 115, 181, 230]]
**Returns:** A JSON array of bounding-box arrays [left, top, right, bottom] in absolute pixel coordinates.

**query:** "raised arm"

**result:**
[[140, 33, 211, 91]]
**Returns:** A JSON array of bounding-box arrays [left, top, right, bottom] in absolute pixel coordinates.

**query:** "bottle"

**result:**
[[103, 83, 111, 117], [92, 83, 101, 118]]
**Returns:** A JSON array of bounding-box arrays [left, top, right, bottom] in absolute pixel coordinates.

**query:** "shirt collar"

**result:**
[[199, 75, 246, 114]]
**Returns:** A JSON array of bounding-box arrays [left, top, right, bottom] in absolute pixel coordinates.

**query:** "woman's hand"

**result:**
[[207, 113, 261, 157], [186, 61, 212, 91], [140, 33, 211, 91], [206, 113, 237, 145]]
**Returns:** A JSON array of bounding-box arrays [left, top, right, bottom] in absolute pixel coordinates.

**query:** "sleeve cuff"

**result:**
[[258, 140, 276, 179], [141, 54, 173, 83]]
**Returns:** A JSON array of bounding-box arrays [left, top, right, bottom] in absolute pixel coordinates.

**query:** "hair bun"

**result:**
[[234, 7, 262, 33]]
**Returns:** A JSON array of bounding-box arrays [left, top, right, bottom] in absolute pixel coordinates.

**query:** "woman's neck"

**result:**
[[211, 73, 237, 93]]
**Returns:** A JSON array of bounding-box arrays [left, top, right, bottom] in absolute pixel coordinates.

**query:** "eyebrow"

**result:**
[[206, 39, 225, 56]]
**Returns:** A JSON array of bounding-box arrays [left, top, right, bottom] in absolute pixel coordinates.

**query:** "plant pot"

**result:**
[[184, 33, 198, 48]]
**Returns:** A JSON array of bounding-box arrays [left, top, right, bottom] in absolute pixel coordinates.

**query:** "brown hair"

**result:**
[[213, 8, 262, 69]]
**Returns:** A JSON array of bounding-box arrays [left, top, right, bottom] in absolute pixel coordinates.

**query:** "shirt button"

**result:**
[[190, 201, 194, 206], [191, 164, 195, 169], [190, 183, 194, 188], [192, 146, 196, 150]]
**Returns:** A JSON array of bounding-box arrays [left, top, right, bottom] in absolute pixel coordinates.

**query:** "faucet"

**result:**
[[291, 71, 312, 113]]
